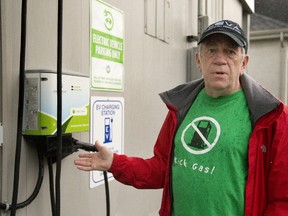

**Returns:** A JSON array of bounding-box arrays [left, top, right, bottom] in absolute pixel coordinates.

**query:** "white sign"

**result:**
[[90, 97, 124, 188], [90, 0, 125, 91]]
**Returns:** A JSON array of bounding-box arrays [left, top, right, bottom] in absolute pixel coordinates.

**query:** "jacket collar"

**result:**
[[240, 73, 280, 126], [160, 73, 280, 126]]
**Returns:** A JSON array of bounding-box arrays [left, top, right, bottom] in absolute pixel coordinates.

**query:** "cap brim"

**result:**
[[198, 31, 245, 48]]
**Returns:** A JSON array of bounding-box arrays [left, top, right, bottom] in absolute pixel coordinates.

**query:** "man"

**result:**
[[74, 20, 288, 215]]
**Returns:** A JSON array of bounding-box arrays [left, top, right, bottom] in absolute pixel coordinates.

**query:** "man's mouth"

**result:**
[[215, 72, 225, 75]]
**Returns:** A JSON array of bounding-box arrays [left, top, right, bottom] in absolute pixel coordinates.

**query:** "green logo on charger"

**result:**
[[104, 10, 114, 31]]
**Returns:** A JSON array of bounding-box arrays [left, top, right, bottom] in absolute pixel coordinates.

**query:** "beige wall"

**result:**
[[248, 33, 288, 103], [249, 39, 282, 97], [223, 0, 243, 24]]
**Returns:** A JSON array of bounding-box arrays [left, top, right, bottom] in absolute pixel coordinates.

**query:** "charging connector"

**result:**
[[24, 134, 76, 163], [24, 134, 98, 163], [71, 138, 98, 152]]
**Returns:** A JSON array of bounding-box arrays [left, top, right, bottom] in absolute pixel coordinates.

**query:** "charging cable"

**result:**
[[10, 0, 27, 214], [72, 138, 110, 216], [0, 148, 44, 212], [72, 138, 98, 152], [55, 0, 63, 214]]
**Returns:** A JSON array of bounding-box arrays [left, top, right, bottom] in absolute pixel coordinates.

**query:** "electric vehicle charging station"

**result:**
[[23, 70, 89, 136]]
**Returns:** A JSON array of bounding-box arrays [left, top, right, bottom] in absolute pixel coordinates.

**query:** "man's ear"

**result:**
[[195, 52, 201, 70], [240, 54, 250, 75]]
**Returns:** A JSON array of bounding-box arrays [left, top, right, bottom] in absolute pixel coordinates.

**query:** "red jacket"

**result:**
[[109, 74, 288, 215]]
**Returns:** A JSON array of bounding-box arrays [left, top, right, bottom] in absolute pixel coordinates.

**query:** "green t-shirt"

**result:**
[[172, 89, 252, 216]]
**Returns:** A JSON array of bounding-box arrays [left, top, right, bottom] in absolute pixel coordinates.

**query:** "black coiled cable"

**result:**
[[0, 148, 44, 211]]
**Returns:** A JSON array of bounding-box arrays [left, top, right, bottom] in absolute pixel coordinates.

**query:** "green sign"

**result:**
[[91, 29, 124, 64], [90, 0, 124, 91]]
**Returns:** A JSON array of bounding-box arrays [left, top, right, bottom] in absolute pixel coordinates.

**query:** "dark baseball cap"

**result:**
[[198, 20, 248, 53]]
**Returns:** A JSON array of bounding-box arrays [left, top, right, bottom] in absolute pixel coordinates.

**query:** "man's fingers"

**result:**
[[74, 158, 94, 171], [74, 141, 113, 171], [76, 165, 92, 171], [77, 153, 92, 158], [74, 158, 89, 166]]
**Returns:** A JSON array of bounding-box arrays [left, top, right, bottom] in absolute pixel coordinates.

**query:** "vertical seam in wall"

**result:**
[[0, 0, 3, 212]]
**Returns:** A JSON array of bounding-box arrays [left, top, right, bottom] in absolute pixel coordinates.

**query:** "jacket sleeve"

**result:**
[[264, 106, 288, 215], [108, 111, 177, 189]]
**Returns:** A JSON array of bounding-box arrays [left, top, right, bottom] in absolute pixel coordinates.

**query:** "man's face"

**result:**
[[196, 34, 249, 98]]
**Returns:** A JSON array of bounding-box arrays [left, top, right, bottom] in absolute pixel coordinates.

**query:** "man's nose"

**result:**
[[213, 51, 227, 64]]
